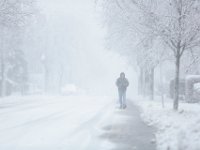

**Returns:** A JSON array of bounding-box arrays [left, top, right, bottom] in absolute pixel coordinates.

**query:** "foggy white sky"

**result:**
[[36, 0, 137, 96]]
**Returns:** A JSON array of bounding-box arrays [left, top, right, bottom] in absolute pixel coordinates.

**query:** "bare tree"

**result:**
[[0, 0, 35, 96], [135, 0, 200, 110]]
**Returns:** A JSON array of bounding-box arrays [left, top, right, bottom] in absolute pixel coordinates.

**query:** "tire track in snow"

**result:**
[[0, 98, 70, 116]]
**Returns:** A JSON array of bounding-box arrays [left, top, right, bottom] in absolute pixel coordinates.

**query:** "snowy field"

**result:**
[[0, 95, 119, 150], [135, 96, 200, 150]]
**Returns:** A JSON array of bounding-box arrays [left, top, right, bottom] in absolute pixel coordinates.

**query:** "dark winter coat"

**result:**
[[116, 77, 129, 92]]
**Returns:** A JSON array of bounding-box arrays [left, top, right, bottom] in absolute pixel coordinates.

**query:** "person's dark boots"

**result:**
[[123, 104, 127, 109]]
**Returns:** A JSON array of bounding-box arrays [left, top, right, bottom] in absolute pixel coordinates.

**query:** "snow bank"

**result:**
[[134, 96, 200, 150]]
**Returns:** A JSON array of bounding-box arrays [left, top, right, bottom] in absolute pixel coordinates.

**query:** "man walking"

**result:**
[[116, 72, 129, 109]]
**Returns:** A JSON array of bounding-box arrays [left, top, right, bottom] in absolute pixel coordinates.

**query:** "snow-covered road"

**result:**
[[0, 96, 155, 150]]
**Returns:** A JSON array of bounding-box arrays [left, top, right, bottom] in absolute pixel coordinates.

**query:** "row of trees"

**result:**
[[0, 0, 36, 96], [98, 0, 200, 110]]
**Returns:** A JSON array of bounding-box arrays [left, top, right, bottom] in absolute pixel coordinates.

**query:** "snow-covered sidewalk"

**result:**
[[0, 95, 156, 150], [100, 100, 156, 150], [134, 96, 200, 150]]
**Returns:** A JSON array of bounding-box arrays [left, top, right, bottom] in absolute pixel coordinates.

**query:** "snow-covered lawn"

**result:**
[[0, 95, 116, 150], [134, 96, 200, 150]]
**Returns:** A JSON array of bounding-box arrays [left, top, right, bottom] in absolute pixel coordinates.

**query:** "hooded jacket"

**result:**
[[116, 77, 129, 91]]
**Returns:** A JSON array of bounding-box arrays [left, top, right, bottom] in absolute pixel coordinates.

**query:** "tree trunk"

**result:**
[[58, 65, 64, 94], [144, 70, 149, 97], [150, 68, 154, 100], [160, 64, 165, 108], [174, 55, 181, 110], [138, 68, 143, 95], [0, 49, 6, 97], [44, 65, 49, 93]]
